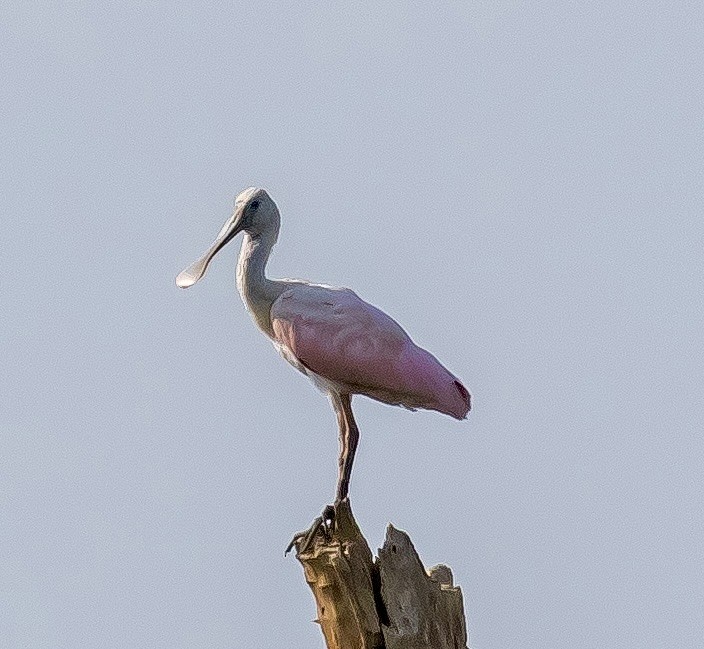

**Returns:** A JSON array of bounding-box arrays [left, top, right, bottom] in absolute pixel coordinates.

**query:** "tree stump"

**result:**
[[291, 500, 468, 649]]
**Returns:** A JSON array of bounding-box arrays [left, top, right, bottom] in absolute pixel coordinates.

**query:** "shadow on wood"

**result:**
[[291, 500, 468, 649]]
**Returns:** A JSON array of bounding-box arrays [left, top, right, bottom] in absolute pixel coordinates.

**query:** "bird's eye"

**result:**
[[250, 200, 260, 211]]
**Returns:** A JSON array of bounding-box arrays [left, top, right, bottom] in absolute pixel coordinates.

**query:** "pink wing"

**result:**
[[270, 283, 470, 419]]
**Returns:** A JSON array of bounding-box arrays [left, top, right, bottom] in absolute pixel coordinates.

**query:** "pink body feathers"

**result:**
[[271, 284, 470, 419]]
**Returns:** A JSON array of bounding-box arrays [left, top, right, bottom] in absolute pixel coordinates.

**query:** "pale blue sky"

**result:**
[[1, 2, 702, 648]]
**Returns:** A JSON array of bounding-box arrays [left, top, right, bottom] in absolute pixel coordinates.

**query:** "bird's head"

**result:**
[[176, 187, 280, 289]]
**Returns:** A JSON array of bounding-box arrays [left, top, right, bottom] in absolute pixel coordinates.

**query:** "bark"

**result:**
[[291, 501, 468, 649]]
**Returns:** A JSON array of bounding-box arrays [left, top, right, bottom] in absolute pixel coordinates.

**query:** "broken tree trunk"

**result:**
[[291, 500, 468, 649]]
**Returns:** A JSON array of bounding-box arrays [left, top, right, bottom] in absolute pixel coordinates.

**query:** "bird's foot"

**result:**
[[285, 504, 337, 556]]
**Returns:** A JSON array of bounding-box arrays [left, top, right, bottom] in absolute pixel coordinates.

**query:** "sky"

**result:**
[[1, 2, 702, 648]]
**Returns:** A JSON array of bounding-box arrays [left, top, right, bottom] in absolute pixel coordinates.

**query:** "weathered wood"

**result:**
[[378, 527, 467, 649], [293, 501, 468, 649]]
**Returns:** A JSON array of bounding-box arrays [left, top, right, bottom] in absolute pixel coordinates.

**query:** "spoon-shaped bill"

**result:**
[[175, 215, 243, 288], [176, 254, 212, 288]]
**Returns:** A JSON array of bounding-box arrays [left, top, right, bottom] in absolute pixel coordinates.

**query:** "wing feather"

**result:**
[[270, 283, 470, 418]]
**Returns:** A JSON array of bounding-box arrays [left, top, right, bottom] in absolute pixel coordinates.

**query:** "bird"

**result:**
[[176, 187, 471, 552]]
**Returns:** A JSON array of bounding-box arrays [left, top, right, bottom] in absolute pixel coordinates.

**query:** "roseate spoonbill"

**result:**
[[176, 187, 470, 552]]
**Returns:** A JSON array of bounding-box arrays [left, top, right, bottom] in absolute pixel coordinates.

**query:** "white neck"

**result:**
[[236, 231, 286, 337]]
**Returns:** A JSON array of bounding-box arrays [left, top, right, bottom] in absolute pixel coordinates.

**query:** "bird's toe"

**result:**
[[284, 504, 337, 556]]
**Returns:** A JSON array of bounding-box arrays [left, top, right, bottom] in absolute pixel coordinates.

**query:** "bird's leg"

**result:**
[[285, 393, 359, 556], [335, 393, 359, 504]]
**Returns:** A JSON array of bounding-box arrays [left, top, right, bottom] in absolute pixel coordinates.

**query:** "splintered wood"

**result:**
[[293, 501, 468, 649]]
